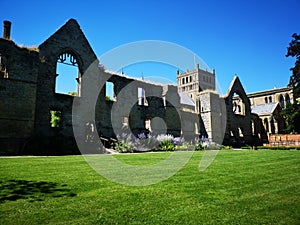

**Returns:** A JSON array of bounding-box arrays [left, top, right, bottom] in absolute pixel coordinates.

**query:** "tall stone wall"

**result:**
[[0, 19, 262, 155], [34, 19, 97, 138], [223, 77, 252, 147], [0, 39, 39, 154], [199, 91, 226, 144]]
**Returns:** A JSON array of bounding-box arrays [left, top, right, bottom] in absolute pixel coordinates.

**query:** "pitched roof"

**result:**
[[251, 102, 279, 115], [179, 93, 195, 106]]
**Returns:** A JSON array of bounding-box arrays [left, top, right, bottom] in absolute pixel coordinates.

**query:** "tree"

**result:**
[[281, 33, 300, 133], [281, 102, 300, 133], [287, 33, 300, 97], [68, 91, 77, 96]]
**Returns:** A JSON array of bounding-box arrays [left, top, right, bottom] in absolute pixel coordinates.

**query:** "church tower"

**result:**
[[176, 63, 216, 103]]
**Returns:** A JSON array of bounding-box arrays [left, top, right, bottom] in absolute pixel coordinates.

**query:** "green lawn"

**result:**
[[0, 150, 299, 224]]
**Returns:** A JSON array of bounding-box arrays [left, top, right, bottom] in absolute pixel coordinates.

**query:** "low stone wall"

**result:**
[[267, 134, 300, 146]]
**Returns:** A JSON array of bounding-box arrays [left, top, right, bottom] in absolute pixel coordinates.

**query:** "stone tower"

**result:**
[[177, 64, 216, 103]]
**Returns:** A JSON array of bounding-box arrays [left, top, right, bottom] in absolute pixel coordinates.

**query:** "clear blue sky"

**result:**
[[1, 0, 299, 94]]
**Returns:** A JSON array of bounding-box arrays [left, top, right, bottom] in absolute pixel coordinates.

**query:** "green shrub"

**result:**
[[241, 145, 252, 149], [194, 143, 205, 151], [158, 140, 176, 151], [220, 145, 233, 150], [257, 146, 300, 150], [114, 140, 134, 153]]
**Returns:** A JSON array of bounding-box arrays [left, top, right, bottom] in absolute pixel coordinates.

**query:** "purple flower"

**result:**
[[138, 133, 147, 139], [173, 137, 182, 145]]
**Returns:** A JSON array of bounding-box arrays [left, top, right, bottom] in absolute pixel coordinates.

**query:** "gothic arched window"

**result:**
[[56, 51, 81, 96]]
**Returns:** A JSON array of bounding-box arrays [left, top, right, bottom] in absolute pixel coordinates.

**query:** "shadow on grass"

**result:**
[[0, 179, 76, 203]]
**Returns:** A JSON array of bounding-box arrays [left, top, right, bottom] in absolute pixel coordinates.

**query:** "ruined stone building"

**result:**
[[0, 19, 294, 155], [232, 86, 293, 143]]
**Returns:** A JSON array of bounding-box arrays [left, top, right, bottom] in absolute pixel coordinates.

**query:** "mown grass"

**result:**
[[0, 150, 299, 224]]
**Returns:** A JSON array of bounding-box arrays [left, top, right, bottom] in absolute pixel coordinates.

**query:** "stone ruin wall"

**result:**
[[0, 19, 260, 155], [0, 38, 39, 154]]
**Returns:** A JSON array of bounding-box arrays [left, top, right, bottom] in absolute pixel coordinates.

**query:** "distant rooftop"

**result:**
[[251, 102, 279, 115], [247, 86, 292, 97], [179, 93, 195, 107]]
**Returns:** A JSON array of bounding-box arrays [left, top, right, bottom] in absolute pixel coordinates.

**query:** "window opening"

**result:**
[[232, 93, 245, 116], [285, 94, 290, 105], [50, 110, 62, 127], [122, 116, 129, 128], [238, 127, 243, 137], [138, 87, 148, 106], [145, 119, 151, 132], [264, 118, 269, 133], [270, 118, 275, 134], [56, 52, 80, 96], [105, 81, 116, 101], [279, 95, 284, 108], [0, 53, 8, 78], [251, 120, 255, 135]]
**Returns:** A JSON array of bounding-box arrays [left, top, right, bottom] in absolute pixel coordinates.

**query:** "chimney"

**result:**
[[3, 20, 11, 39]]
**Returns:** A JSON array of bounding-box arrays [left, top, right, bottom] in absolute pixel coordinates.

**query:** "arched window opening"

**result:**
[[251, 120, 256, 135], [56, 52, 81, 96], [238, 127, 243, 137], [0, 53, 8, 78], [285, 94, 290, 105], [138, 87, 148, 106], [162, 96, 167, 107], [279, 95, 284, 108], [265, 97, 268, 103], [145, 119, 151, 132], [269, 96, 272, 103], [182, 78, 185, 84], [105, 81, 116, 101], [264, 118, 269, 133], [270, 118, 275, 134], [232, 93, 245, 116], [122, 116, 129, 128]]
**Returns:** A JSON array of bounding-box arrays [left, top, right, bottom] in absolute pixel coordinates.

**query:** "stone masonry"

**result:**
[[0, 19, 292, 155]]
